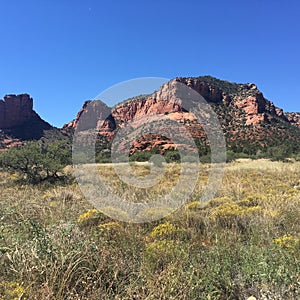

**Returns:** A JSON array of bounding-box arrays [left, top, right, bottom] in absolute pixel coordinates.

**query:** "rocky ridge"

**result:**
[[67, 76, 300, 154], [1, 76, 299, 154]]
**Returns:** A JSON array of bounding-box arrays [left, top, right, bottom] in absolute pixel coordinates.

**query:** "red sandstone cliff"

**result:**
[[66, 76, 300, 153], [0, 94, 35, 128], [0, 93, 55, 142], [67, 77, 290, 129]]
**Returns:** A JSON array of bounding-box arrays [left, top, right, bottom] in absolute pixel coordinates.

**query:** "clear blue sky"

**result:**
[[0, 0, 299, 127]]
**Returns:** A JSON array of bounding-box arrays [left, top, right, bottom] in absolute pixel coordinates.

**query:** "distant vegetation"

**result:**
[[113, 145, 300, 164], [1, 138, 300, 180], [114, 94, 150, 107], [193, 75, 258, 96]]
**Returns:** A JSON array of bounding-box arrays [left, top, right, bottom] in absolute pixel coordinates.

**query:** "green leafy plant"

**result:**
[[0, 140, 71, 183]]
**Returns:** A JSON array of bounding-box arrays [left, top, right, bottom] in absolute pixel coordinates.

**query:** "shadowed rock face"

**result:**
[[0, 94, 35, 128], [0, 94, 54, 141], [63, 100, 113, 132]]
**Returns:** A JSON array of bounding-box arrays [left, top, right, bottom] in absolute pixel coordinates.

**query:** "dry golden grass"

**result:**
[[0, 159, 300, 299]]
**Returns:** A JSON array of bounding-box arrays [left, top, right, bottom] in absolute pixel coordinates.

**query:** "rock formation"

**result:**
[[0, 94, 35, 128], [66, 76, 300, 154], [68, 77, 290, 131], [285, 112, 300, 129], [2, 77, 296, 154], [0, 94, 57, 141]]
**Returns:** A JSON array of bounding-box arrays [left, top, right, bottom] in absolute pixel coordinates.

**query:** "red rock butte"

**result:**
[[0, 94, 35, 129]]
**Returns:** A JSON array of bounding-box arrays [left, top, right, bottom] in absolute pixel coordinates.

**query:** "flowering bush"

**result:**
[[144, 240, 187, 272], [98, 221, 123, 237], [273, 234, 299, 252], [150, 222, 179, 239], [77, 209, 102, 227], [213, 203, 262, 218], [0, 281, 27, 300], [207, 197, 234, 208], [211, 203, 263, 228]]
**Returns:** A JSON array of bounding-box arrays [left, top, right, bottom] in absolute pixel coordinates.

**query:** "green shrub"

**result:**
[[0, 140, 71, 183], [164, 149, 180, 163]]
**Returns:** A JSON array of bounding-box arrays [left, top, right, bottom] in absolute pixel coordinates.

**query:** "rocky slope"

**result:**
[[285, 112, 300, 129], [67, 76, 300, 155]]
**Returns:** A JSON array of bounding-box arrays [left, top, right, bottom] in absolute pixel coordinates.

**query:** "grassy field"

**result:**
[[1, 159, 300, 299]]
